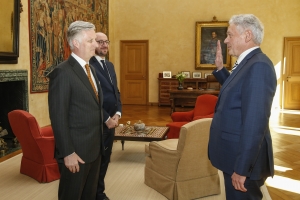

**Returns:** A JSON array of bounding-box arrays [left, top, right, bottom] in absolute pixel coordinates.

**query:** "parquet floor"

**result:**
[[0, 105, 299, 199], [118, 105, 300, 200]]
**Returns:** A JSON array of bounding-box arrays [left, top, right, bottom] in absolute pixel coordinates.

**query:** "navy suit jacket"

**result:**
[[90, 56, 122, 128], [48, 56, 104, 163], [208, 48, 276, 180]]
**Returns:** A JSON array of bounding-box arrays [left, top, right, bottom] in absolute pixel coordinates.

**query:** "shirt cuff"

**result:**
[[105, 117, 110, 123], [116, 111, 121, 119]]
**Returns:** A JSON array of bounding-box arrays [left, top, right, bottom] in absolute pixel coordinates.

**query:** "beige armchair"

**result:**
[[144, 118, 220, 200]]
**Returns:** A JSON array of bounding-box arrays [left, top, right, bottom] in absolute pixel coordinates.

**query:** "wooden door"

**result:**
[[282, 37, 300, 110], [120, 41, 148, 105]]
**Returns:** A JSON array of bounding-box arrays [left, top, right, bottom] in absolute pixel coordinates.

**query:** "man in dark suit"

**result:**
[[208, 14, 277, 199], [90, 32, 122, 200], [48, 21, 104, 200]]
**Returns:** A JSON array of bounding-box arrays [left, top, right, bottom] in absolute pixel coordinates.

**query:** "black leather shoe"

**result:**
[[103, 197, 110, 200]]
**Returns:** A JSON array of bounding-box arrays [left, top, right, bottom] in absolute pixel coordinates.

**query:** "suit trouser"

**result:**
[[223, 172, 265, 200], [96, 128, 115, 200], [57, 152, 101, 200]]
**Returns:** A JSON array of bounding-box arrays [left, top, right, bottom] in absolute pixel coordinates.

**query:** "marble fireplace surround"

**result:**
[[0, 70, 28, 157]]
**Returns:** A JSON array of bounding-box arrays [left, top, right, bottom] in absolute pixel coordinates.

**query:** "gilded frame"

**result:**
[[195, 21, 230, 69], [0, 0, 20, 64]]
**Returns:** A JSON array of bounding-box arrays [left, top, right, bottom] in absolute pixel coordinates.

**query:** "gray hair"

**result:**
[[229, 14, 264, 45], [67, 21, 95, 50]]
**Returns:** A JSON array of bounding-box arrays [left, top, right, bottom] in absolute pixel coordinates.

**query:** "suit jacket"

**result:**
[[48, 56, 104, 164], [208, 48, 277, 180], [90, 56, 122, 128]]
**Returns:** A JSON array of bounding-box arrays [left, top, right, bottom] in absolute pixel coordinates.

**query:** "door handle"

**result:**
[[286, 76, 291, 82]]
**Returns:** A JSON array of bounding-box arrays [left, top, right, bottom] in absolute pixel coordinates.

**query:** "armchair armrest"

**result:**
[[40, 125, 54, 137], [171, 110, 194, 122], [146, 139, 180, 179]]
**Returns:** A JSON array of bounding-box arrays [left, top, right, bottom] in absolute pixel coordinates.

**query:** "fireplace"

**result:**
[[0, 70, 28, 157]]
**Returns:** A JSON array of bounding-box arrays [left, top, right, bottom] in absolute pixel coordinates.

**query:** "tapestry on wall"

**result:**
[[29, 0, 109, 92]]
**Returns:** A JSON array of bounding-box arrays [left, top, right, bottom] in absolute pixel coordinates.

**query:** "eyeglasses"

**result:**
[[96, 40, 110, 45]]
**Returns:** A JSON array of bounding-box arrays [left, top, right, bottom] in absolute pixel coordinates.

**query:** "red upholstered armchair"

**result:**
[[8, 110, 60, 183], [166, 94, 218, 139]]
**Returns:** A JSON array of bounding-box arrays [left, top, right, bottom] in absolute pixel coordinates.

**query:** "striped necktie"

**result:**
[[84, 64, 99, 102], [231, 61, 238, 72]]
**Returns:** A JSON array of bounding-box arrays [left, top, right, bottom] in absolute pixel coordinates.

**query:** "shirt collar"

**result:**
[[71, 52, 88, 67], [236, 46, 259, 64], [95, 55, 105, 63]]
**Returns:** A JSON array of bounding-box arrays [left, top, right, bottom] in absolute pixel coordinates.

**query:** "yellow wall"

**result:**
[[1, 0, 299, 125], [109, 0, 300, 106]]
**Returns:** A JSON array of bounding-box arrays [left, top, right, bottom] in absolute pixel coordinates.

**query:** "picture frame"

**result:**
[[195, 17, 230, 70], [192, 72, 201, 78], [204, 73, 212, 78], [163, 71, 172, 78], [0, 0, 20, 64], [182, 71, 190, 78]]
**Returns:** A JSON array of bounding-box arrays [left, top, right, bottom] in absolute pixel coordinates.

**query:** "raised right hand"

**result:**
[[215, 40, 224, 70]]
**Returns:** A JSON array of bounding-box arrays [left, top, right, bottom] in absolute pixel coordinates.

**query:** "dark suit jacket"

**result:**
[[208, 48, 277, 180], [89, 56, 122, 127], [48, 56, 104, 164]]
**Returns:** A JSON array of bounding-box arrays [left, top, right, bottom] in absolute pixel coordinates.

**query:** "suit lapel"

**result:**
[[90, 65, 103, 105], [91, 57, 113, 86], [68, 56, 99, 103], [218, 48, 262, 97]]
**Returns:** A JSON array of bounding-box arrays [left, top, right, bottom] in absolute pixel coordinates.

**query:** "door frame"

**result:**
[[280, 37, 300, 109], [120, 40, 149, 105]]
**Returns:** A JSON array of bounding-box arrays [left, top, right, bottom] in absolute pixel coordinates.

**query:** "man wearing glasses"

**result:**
[[90, 32, 122, 200]]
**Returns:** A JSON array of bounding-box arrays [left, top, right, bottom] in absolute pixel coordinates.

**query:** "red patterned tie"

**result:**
[[84, 64, 99, 102]]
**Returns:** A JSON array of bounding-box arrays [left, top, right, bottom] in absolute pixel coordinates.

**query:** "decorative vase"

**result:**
[[134, 120, 145, 131], [177, 81, 184, 90]]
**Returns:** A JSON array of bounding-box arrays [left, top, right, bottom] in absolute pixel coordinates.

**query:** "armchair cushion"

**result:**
[[166, 122, 189, 139], [170, 110, 194, 122], [193, 113, 214, 121]]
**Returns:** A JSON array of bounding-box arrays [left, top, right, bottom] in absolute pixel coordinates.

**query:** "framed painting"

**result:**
[[29, 0, 109, 93], [195, 18, 230, 70], [0, 0, 20, 64], [182, 71, 190, 78], [204, 73, 212, 78], [163, 71, 171, 78], [192, 72, 201, 78]]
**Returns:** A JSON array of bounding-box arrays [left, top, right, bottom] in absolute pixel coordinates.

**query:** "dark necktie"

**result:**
[[231, 61, 238, 72], [84, 64, 99, 102], [101, 60, 112, 83]]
